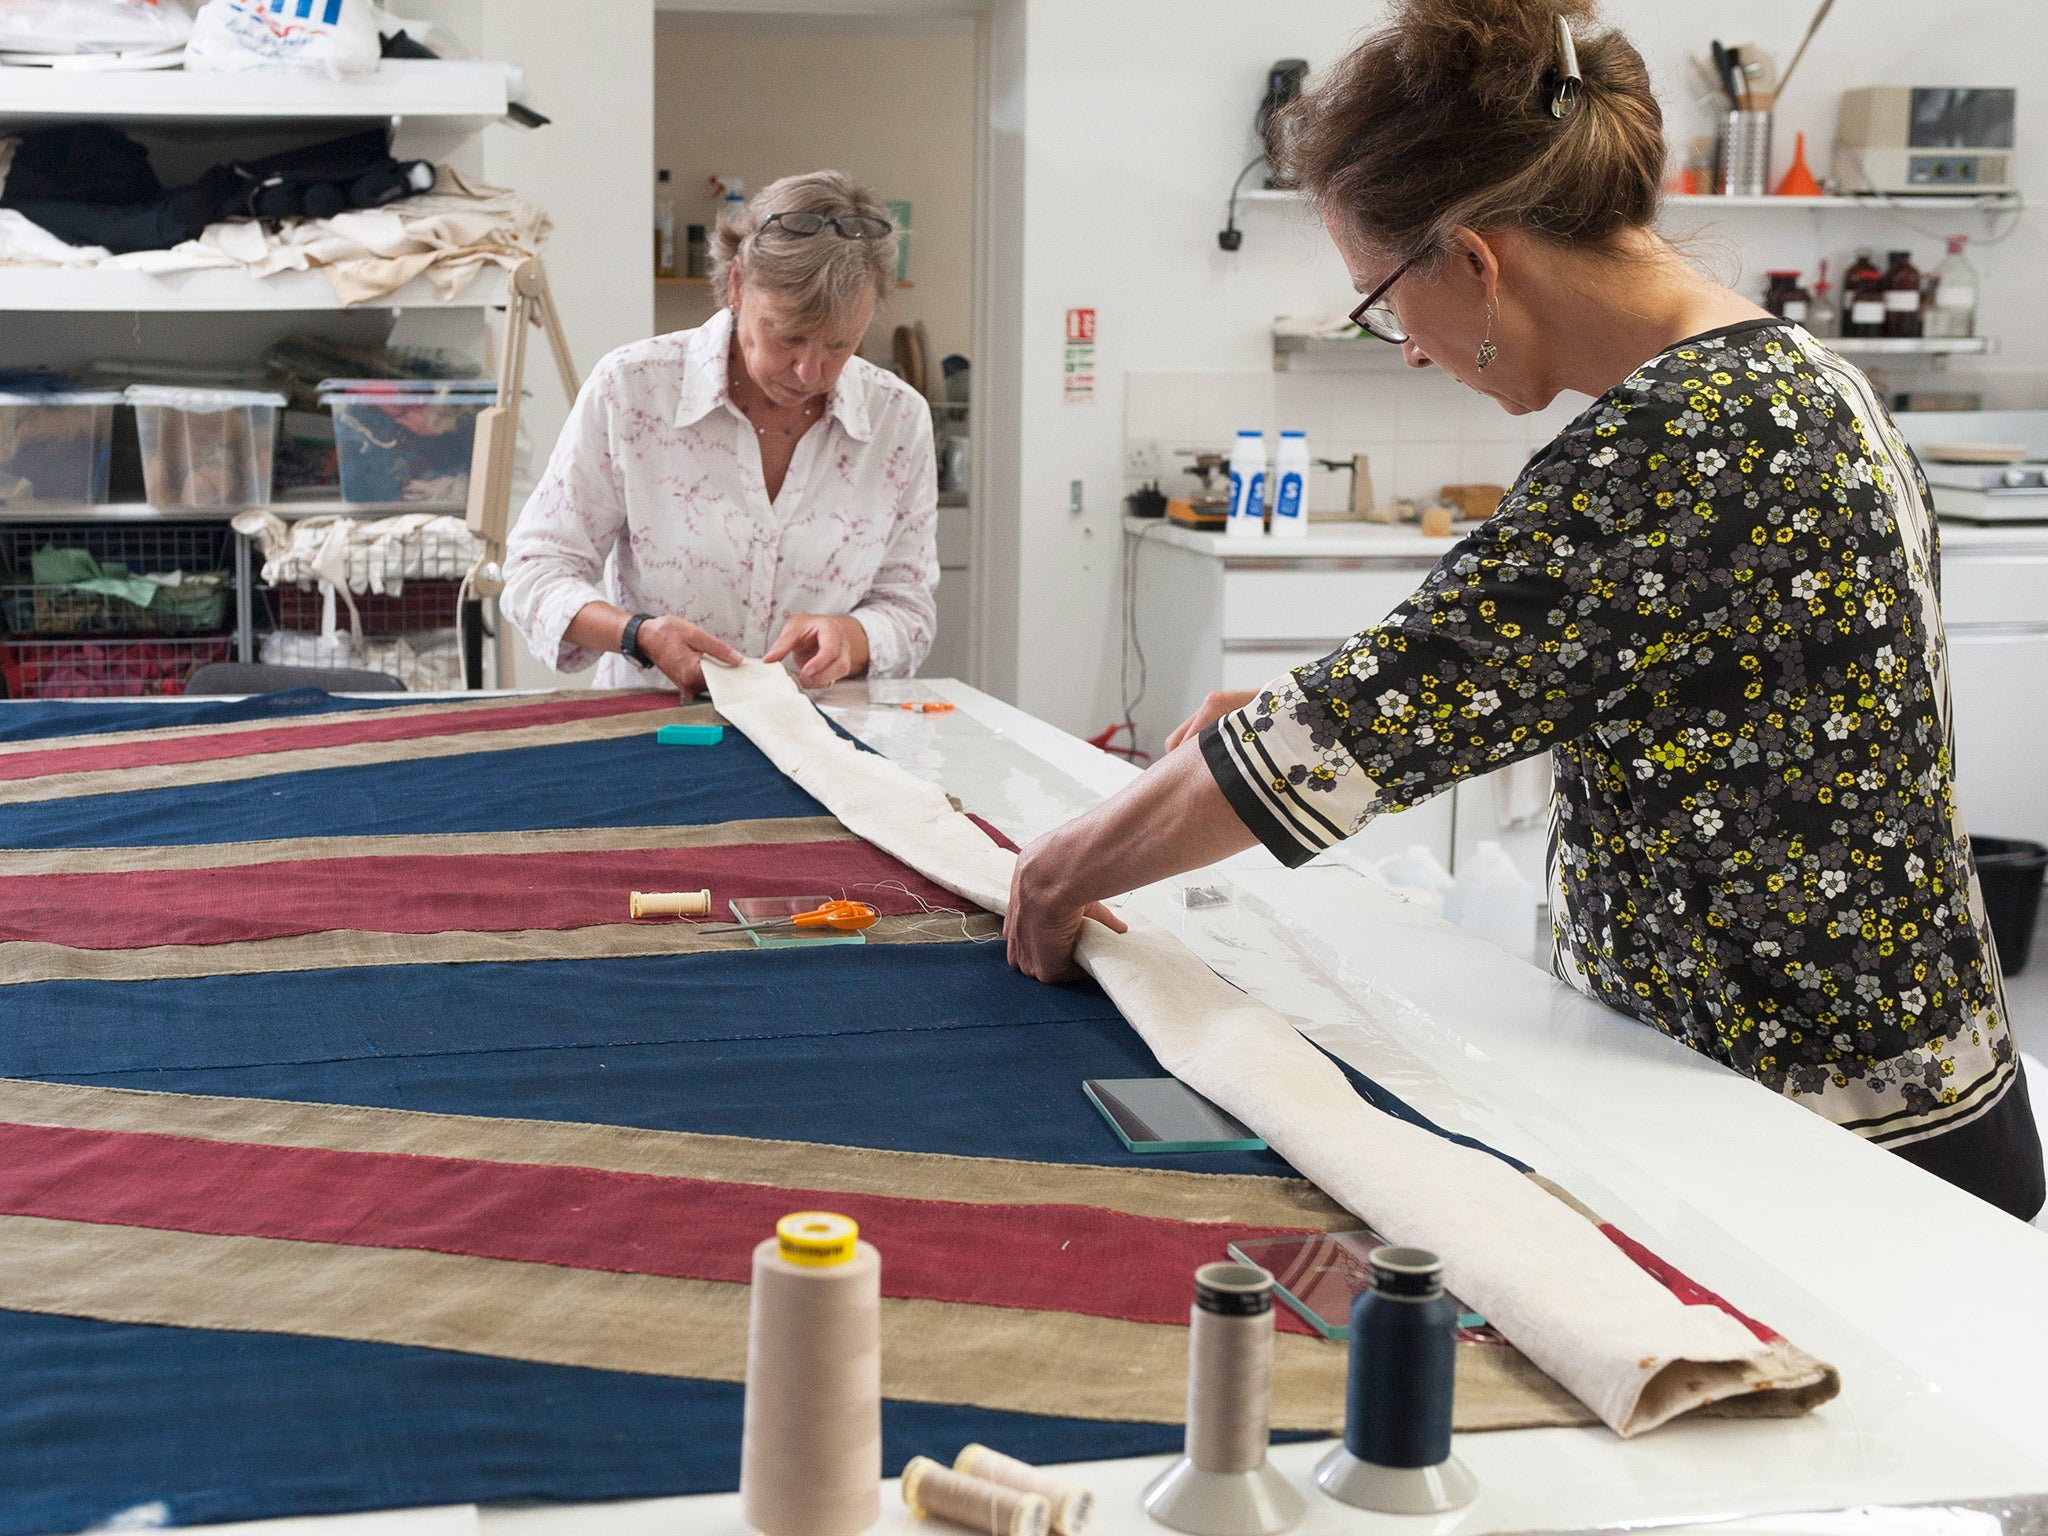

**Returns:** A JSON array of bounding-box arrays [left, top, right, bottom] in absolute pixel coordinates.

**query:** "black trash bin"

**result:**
[[1970, 836, 2048, 975]]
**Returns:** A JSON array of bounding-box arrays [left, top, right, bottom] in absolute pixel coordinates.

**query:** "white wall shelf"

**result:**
[[0, 59, 513, 128], [1273, 328, 1994, 369], [0, 263, 508, 313], [1830, 335, 1996, 356], [0, 498, 465, 524], [1665, 192, 2023, 212], [1241, 187, 2023, 213]]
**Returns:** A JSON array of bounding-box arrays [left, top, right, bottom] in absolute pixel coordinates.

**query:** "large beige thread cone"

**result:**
[[740, 1211, 882, 1536]]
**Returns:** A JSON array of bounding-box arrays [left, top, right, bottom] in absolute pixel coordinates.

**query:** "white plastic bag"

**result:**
[[0, 0, 193, 55], [183, 0, 380, 76]]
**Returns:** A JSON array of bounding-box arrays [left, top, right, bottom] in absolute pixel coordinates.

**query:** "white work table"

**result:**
[[139, 679, 2047, 1536]]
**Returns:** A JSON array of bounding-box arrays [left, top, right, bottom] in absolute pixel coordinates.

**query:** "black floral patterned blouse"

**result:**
[[1202, 320, 2016, 1149]]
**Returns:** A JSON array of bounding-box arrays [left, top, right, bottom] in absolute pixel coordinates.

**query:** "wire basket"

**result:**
[[1, 579, 230, 637], [263, 578, 460, 636], [260, 628, 463, 692], [0, 521, 232, 575], [0, 521, 234, 638], [0, 635, 232, 699]]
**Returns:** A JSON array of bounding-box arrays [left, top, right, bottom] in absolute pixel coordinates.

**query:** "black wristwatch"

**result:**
[[620, 612, 656, 668]]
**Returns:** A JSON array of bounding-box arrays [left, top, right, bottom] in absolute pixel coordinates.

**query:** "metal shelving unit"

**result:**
[[0, 58, 519, 696]]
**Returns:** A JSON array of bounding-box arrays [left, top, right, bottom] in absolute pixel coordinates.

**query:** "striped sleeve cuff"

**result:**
[[1198, 685, 1382, 869]]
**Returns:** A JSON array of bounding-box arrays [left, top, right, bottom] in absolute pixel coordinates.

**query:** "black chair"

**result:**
[[185, 662, 407, 696]]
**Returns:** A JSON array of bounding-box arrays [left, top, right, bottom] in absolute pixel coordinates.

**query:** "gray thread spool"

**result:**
[[1142, 1262, 1304, 1536], [953, 1444, 1094, 1536], [1718, 109, 1773, 197], [902, 1456, 1050, 1536]]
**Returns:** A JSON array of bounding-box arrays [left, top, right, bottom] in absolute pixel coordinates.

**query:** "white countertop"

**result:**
[[152, 679, 2048, 1536], [1130, 514, 2048, 559]]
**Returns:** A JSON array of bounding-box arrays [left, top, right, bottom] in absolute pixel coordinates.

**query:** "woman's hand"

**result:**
[[1005, 836, 1129, 982], [764, 612, 870, 689], [640, 615, 745, 695], [1164, 690, 1257, 752]]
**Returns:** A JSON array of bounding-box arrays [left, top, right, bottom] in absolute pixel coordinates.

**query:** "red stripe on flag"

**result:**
[[1598, 1223, 1779, 1343], [0, 1121, 1316, 1330], [0, 693, 679, 784], [0, 841, 977, 947]]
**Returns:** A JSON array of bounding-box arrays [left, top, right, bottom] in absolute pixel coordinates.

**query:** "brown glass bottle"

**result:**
[[1842, 253, 1886, 338], [1882, 249, 1923, 339]]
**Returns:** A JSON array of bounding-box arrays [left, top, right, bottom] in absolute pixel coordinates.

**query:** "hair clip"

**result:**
[[1550, 15, 1584, 120]]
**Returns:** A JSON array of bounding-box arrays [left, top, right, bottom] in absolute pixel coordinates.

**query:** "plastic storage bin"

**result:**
[[125, 386, 285, 510], [0, 391, 122, 507], [1970, 835, 2048, 975], [317, 379, 496, 505]]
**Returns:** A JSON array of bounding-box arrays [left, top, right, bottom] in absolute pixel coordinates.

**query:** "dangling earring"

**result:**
[[1476, 300, 1498, 372]]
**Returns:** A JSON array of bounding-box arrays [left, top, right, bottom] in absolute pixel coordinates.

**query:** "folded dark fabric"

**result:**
[[1, 125, 160, 206], [0, 126, 431, 257]]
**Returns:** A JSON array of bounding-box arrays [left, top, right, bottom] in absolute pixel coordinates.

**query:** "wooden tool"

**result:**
[[1773, 0, 1835, 106]]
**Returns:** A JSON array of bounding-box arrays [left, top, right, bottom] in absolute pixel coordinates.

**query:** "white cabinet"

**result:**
[[1125, 519, 1544, 883], [1941, 532, 2048, 846]]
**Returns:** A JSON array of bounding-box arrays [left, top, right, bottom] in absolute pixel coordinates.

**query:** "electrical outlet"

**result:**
[[1069, 479, 1085, 515], [1123, 439, 1163, 480]]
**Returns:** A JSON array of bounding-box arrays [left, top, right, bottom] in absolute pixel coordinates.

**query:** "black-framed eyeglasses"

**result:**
[[760, 211, 893, 240], [1348, 258, 1416, 343]]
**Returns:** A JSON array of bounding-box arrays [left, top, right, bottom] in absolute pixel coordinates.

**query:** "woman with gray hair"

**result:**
[[502, 170, 939, 692]]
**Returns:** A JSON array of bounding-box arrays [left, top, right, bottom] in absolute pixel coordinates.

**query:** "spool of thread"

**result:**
[[1314, 1246, 1477, 1514], [629, 889, 710, 918], [739, 1212, 882, 1536], [953, 1445, 1093, 1536], [1141, 1261, 1302, 1535], [1186, 1262, 1275, 1473], [902, 1456, 1050, 1536]]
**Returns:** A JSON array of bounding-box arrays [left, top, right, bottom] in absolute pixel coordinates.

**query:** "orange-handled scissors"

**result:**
[[702, 899, 880, 934]]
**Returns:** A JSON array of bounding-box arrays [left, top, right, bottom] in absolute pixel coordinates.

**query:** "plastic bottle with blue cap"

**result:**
[[1226, 431, 1267, 539], [1271, 430, 1310, 538]]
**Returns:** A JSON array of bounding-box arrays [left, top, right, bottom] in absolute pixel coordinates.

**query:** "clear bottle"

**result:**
[[1271, 430, 1310, 538], [1807, 258, 1839, 338], [1843, 252, 1886, 339], [1923, 235, 1978, 339], [654, 168, 678, 280], [1226, 430, 1268, 538], [1882, 249, 1923, 339]]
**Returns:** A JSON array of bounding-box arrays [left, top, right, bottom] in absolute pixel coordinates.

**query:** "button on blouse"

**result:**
[[501, 307, 940, 686]]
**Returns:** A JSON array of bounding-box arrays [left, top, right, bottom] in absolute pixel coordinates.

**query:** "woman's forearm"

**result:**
[[562, 600, 630, 655], [1016, 738, 1258, 911]]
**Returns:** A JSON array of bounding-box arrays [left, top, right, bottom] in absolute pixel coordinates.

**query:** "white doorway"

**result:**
[[651, 7, 985, 685]]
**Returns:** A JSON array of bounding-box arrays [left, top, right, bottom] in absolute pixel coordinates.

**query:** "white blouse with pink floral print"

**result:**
[[502, 308, 939, 687]]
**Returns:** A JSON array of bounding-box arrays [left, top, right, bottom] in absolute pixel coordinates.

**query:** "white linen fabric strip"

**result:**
[[704, 661, 1794, 1436]]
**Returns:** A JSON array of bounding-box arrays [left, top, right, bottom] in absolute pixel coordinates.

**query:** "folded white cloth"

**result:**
[[704, 658, 1828, 1438], [0, 167, 547, 304]]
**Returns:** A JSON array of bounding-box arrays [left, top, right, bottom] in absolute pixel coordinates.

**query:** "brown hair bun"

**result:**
[[1284, 0, 1663, 264]]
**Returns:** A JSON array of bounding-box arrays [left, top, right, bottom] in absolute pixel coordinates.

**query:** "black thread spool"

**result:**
[[1313, 1246, 1478, 1514]]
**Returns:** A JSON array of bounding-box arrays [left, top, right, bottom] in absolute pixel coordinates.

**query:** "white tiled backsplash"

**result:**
[[1127, 368, 1591, 511]]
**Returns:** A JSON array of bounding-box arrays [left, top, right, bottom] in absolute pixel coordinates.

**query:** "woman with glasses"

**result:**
[[502, 170, 937, 693], [1006, 0, 2043, 1219]]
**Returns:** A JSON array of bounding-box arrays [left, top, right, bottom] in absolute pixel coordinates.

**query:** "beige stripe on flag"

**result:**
[[0, 1078, 1356, 1230], [0, 817, 853, 878], [0, 1214, 1595, 1431], [0, 690, 693, 761], [0, 910, 1002, 986], [0, 703, 721, 807]]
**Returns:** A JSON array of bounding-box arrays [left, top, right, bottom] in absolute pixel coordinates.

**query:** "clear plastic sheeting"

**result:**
[[801, 680, 2048, 1526]]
